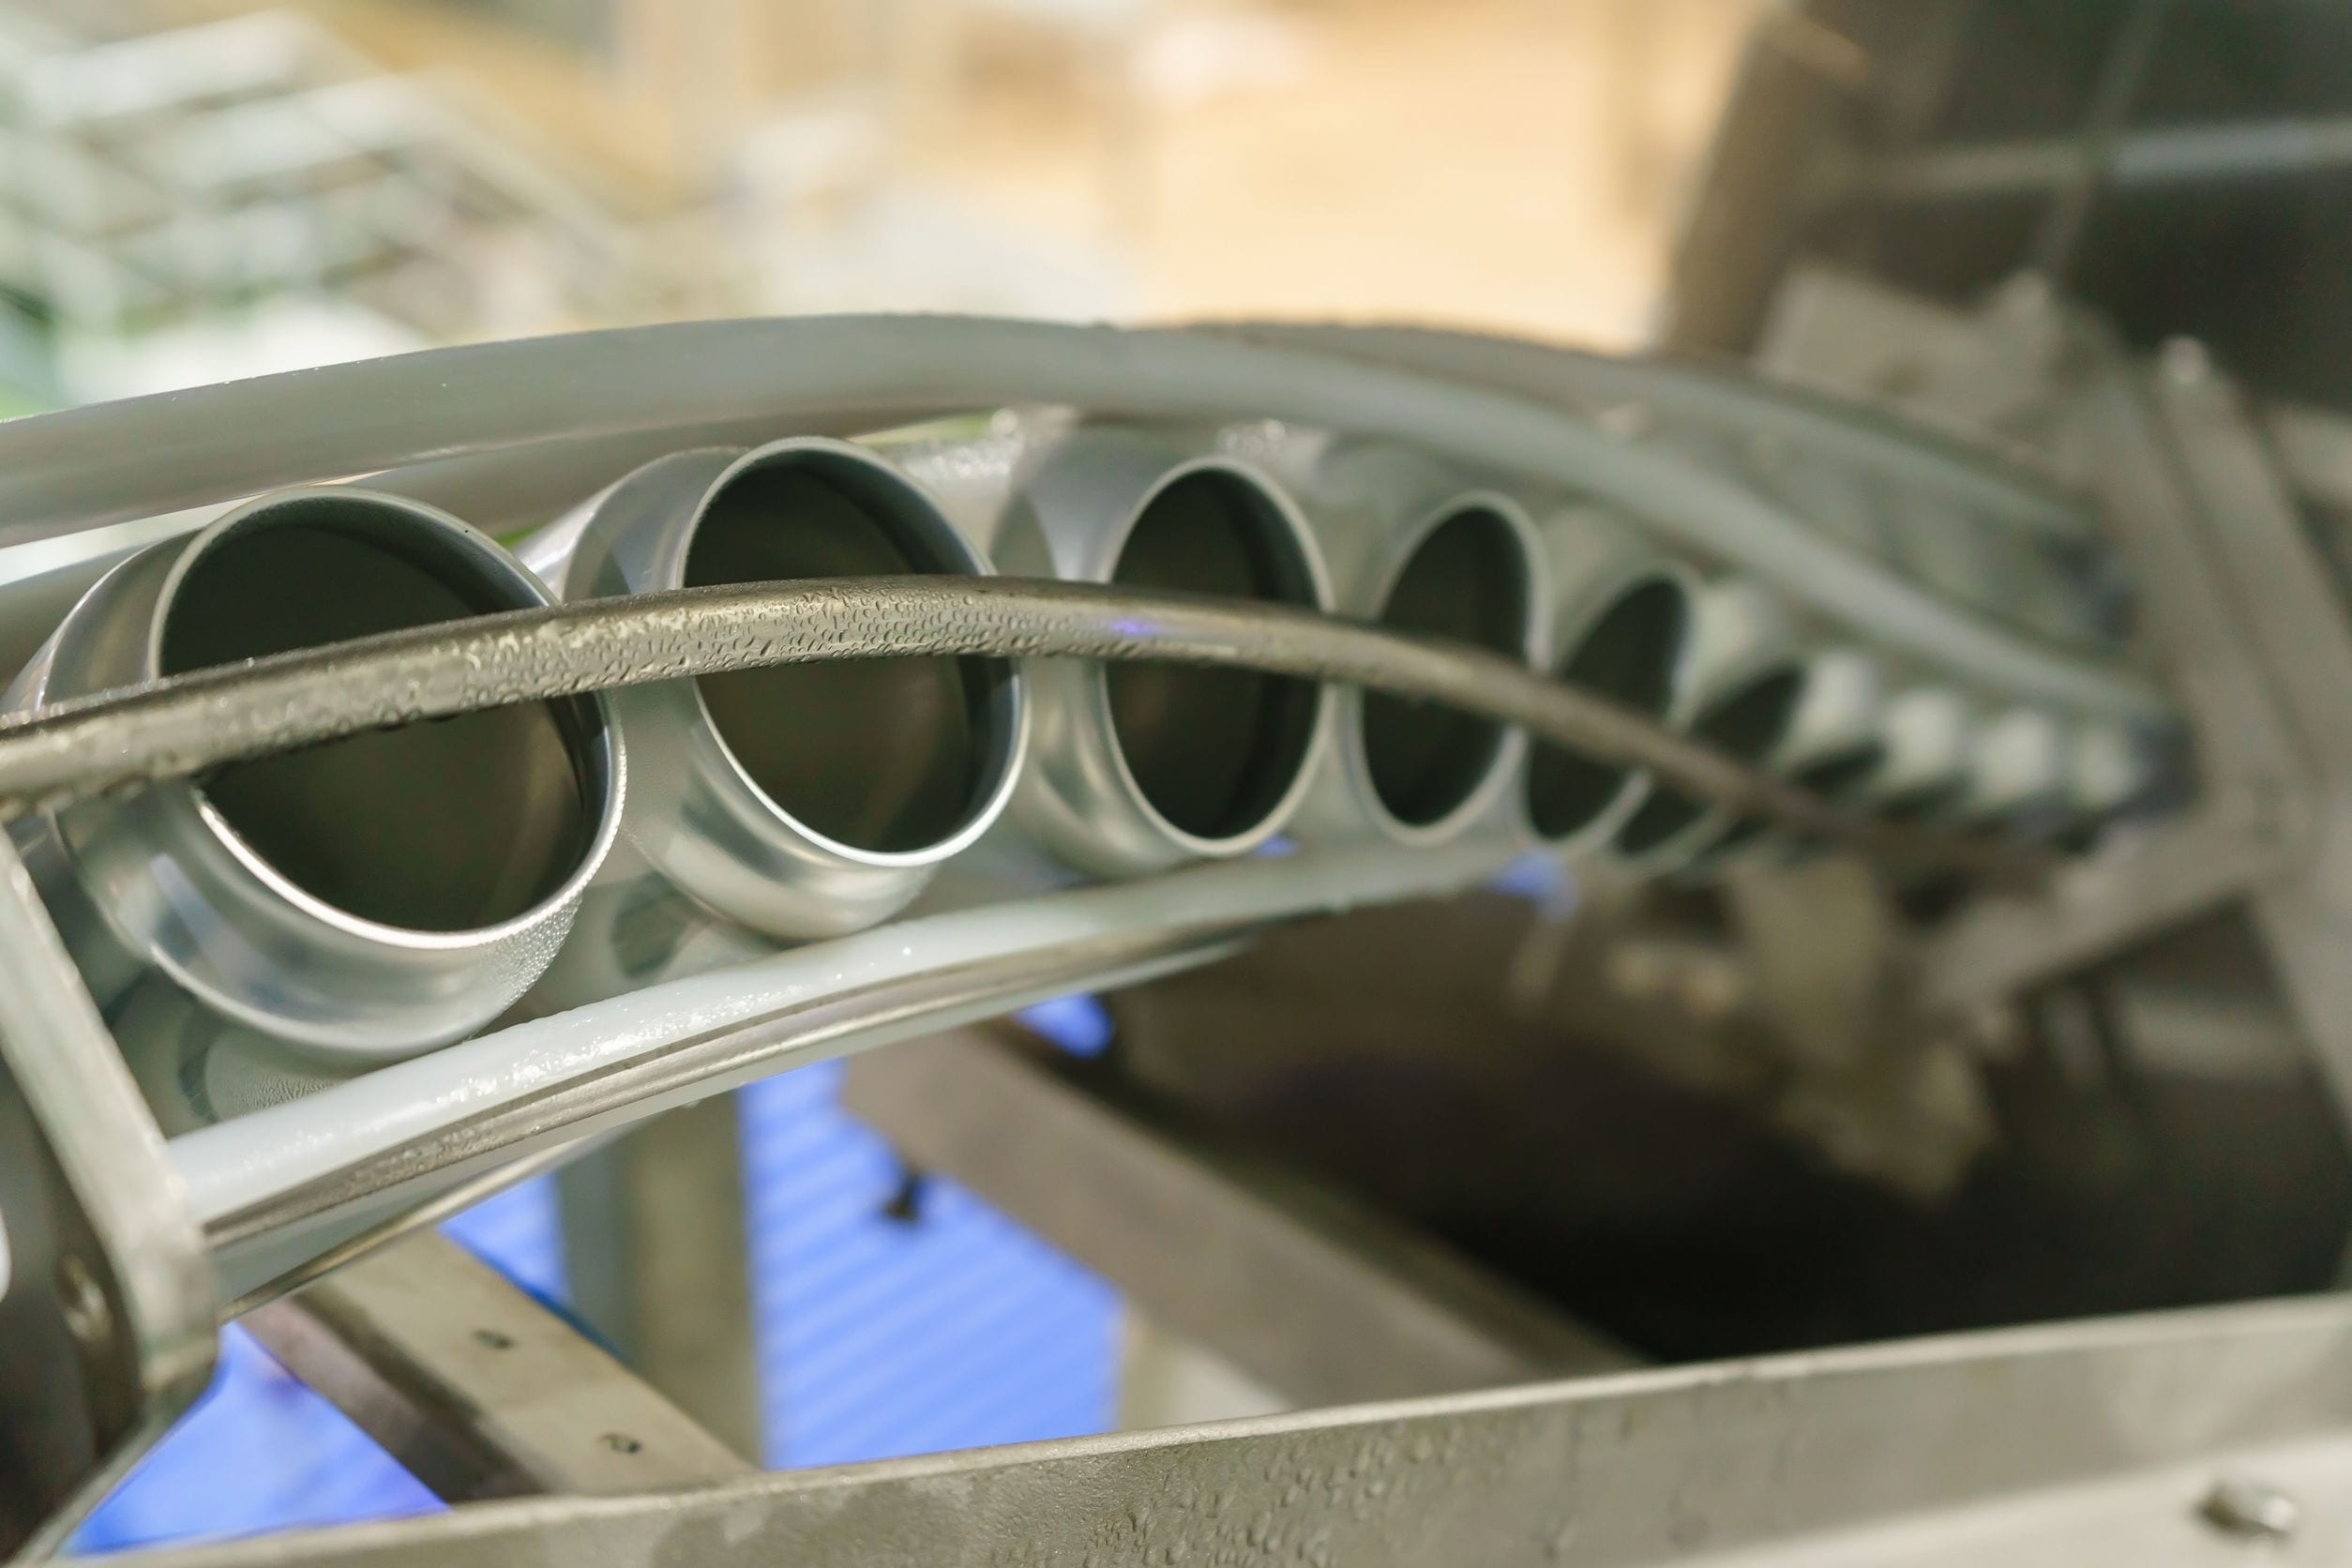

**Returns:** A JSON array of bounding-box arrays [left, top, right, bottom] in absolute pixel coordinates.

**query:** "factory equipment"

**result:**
[[14, 5, 2352, 1561]]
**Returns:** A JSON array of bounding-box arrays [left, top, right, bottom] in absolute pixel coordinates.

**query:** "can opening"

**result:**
[[686, 458, 1013, 856], [1715, 740, 1889, 856], [160, 499, 602, 933], [1616, 665, 1807, 858], [1525, 576, 1688, 842], [1363, 505, 1530, 828], [1107, 469, 1322, 843]]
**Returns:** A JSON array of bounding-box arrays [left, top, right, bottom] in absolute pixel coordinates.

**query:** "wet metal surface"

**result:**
[[127, 1295, 2352, 1568], [0, 578, 2028, 882]]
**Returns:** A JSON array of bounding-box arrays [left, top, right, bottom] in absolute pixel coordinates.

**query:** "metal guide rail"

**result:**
[[0, 316, 2179, 1559]]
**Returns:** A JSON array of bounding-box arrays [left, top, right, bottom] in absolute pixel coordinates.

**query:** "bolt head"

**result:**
[[2198, 1476, 2299, 1542]]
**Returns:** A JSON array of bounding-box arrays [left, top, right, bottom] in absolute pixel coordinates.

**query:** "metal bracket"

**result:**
[[0, 837, 214, 1560], [2061, 336, 2352, 1125]]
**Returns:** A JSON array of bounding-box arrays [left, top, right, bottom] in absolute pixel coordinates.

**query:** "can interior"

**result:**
[[1106, 469, 1323, 842], [1614, 665, 1808, 858], [1362, 505, 1530, 828], [1524, 576, 1690, 842], [686, 457, 1014, 855], [161, 498, 603, 933]]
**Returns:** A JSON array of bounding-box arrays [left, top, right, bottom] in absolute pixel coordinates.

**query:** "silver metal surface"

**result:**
[[1287, 444, 1541, 845], [2136, 344, 2352, 1124], [1702, 646, 1886, 867], [0, 578, 2022, 877], [1919, 810, 2287, 1018], [124, 1294, 2352, 1568], [2068, 719, 2163, 821], [556, 1099, 763, 1460], [180, 837, 1514, 1303], [523, 438, 1026, 945], [201, 917, 1252, 1252], [0, 509, 229, 686], [996, 429, 1333, 875], [841, 1030, 1634, 1406], [1868, 686, 1978, 818], [1857, 115, 2352, 204], [2265, 400, 2352, 516], [0, 318, 2163, 717], [0, 835, 215, 1560], [1772, 648, 1887, 798], [1902, 311, 2352, 1082], [2197, 1476, 2302, 1544], [1961, 707, 2072, 828], [5, 487, 621, 1068], [1200, 319, 2093, 540], [0, 309, 2223, 1559], [241, 1231, 751, 1500], [1524, 504, 1700, 854], [1611, 580, 1808, 872], [1735, 433, 1895, 565], [222, 1134, 609, 1321]]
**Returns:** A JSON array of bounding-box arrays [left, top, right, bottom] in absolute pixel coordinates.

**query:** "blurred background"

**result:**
[[2, 0, 1760, 1552], [0, 0, 1759, 412]]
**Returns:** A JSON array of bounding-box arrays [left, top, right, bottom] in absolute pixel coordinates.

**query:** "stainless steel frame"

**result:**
[[839, 1030, 1636, 1406], [0, 309, 2297, 1563], [240, 1232, 752, 1501], [128, 1292, 2352, 1567]]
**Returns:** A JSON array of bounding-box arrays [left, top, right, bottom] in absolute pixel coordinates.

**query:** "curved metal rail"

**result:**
[[181, 834, 1515, 1301], [0, 575, 2030, 879], [1198, 320, 2092, 538], [0, 316, 2162, 716], [0, 314, 2188, 1561]]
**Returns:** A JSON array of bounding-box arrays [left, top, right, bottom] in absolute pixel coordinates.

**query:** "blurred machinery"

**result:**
[[0, 0, 1131, 409], [11, 1, 2352, 1564], [0, 6, 683, 388]]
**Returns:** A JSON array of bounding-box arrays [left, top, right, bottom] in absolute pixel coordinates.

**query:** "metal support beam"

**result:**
[[2264, 401, 2352, 518], [557, 1096, 763, 1461], [1856, 116, 2352, 204], [1919, 808, 2284, 1017], [2152, 353, 2352, 789], [839, 1031, 1634, 1406], [241, 1231, 751, 1501], [0, 837, 214, 1559], [2059, 345, 2352, 1117], [2132, 346, 2352, 1123], [1756, 270, 2352, 1116], [135, 1294, 2352, 1567]]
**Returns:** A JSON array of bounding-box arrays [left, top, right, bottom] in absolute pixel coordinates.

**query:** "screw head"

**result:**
[[2198, 1476, 2299, 1542]]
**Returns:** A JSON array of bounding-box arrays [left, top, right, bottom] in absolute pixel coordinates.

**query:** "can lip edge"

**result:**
[[68, 483, 627, 955], [1333, 489, 1544, 845], [1080, 452, 1336, 861], [671, 437, 1035, 876]]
